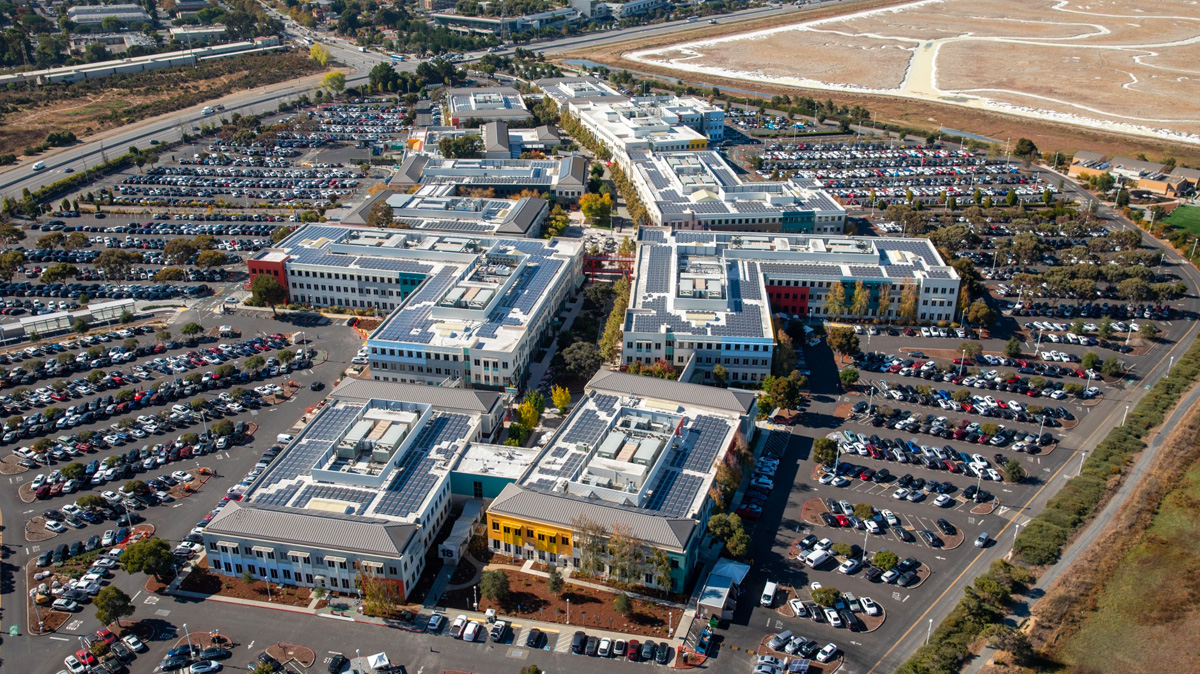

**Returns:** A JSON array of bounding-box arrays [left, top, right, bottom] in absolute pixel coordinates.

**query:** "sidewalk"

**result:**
[[527, 294, 586, 389]]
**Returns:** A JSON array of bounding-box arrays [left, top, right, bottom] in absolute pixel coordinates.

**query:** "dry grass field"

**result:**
[[627, 0, 1200, 145]]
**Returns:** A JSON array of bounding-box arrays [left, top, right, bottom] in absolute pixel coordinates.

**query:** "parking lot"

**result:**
[[751, 141, 1054, 206]]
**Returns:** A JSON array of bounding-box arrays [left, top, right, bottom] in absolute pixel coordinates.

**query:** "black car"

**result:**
[[896, 557, 921, 573], [820, 512, 838, 527], [585, 636, 600, 656], [110, 643, 133, 661], [896, 570, 919, 587], [863, 566, 883, 582], [655, 644, 671, 664], [327, 654, 348, 674], [571, 631, 587, 654], [525, 628, 544, 648], [160, 656, 190, 671], [799, 534, 818, 549], [936, 518, 956, 536], [641, 641, 657, 662], [198, 648, 230, 661], [310, 381, 324, 391]]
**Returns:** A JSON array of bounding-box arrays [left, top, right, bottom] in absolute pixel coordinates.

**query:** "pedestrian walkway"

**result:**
[[527, 294, 586, 388]]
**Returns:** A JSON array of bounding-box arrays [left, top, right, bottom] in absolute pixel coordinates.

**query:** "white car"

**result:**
[[426, 613, 445, 632], [882, 510, 900, 526], [892, 488, 910, 500], [224, 296, 238, 304], [824, 608, 843, 627], [934, 495, 953, 507], [865, 520, 882, 534], [45, 520, 67, 533], [837, 559, 860, 575], [815, 538, 833, 551], [861, 596, 881, 616], [190, 662, 222, 674], [64, 656, 87, 674], [816, 643, 839, 663], [172, 470, 195, 482], [818, 473, 836, 485], [155, 490, 173, 502]]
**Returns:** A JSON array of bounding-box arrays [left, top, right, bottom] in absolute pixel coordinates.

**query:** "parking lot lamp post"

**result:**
[[1191, 238, 1198, 259], [926, 617, 933, 645], [1037, 415, 1045, 443], [184, 623, 192, 653], [566, 597, 570, 624], [959, 349, 966, 377], [1122, 404, 1129, 426], [1169, 356, 1174, 373], [29, 589, 43, 631], [1077, 451, 1087, 477]]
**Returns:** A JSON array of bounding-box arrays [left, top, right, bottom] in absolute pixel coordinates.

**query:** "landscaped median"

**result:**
[[896, 336, 1200, 674]]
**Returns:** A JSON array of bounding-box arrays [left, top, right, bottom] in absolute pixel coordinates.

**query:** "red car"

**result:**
[[75, 649, 97, 666], [96, 627, 117, 645], [835, 514, 851, 527]]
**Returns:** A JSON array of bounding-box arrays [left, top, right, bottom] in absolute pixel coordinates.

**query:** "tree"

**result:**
[[278, 349, 296, 366], [479, 569, 510, 604], [1003, 460, 1027, 483], [1004, 337, 1021, 358], [94, 586, 135, 627], [366, 199, 395, 228], [195, 250, 228, 269], [607, 522, 644, 584], [77, 494, 107, 510], [899, 282, 919, 323], [163, 239, 198, 265], [40, 262, 78, 283], [982, 624, 1034, 665], [579, 192, 613, 228], [1115, 188, 1130, 208], [180, 322, 203, 340], [72, 317, 91, 334], [1101, 356, 1123, 377], [250, 274, 287, 315], [96, 250, 142, 279], [614, 592, 632, 616], [122, 538, 175, 580], [651, 548, 673, 594], [710, 363, 728, 387], [823, 281, 846, 319], [1139, 322, 1159, 340], [550, 385, 571, 411], [124, 480, 149, 495], [876, 282, 893, 320], [812, 587, 841, 607], [967, 299, 996, 326], [831, 542, 853, 557], [438, 135, 482, 159], [1081, 352, 1099, 371], [961, 341, 983, 359], [245, 355, 265, 372], [1013, 138, 1038, 158], [61, 462, 86, 480], [850, 281, 870, 318], [546, 566, 564, 595], [213, 420, 235, 437], [813, 437, 838, 465], [872, 550, 899, 571], [573, 515, 607, 576], [827, 326, 860, 361], [0, 250, 25, 282], [309, 43, 330, 65], [322, 71, 346, 97], [768, 375, 800, 411], [562, 341, 602, 378], [839, 368, 859, 388], [980, 423, 1001, 437], [853, 503, 876, 519]]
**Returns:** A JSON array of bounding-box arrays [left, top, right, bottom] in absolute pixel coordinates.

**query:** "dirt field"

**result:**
[[622, 0, 1200, 146]]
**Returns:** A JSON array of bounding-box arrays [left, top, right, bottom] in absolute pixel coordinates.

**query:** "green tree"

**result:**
[[213, 419, 235, 437], [826, 326, 859, 361], [195, 250, 228, 268], [245, 355, 265, 372], [967, 299, 996, 326], [614, 592, 632, 616], [93, 586, 135, 627], [546, 566, 563, 595], [579, 192, 613, 228], [479, 569, 510, 604], [853, 503, 875, 519], [1139, 322, 1159, 340], [40, 262, 78, 283], [322, 71, 347, 96], [872, 550, 899, 571], [437, 135, 482, 159], [309, 43, 330, 65], [850, 280, 870, 317], [250, 274, 287, 314], [768, 375, 800, 411], [651, 548, 673, 594], [61, 462, 86, 480], [163, 238, 198, 265], [1101, 356, 1123, 377], [961, 341, 983, 359], [831, 542, 853, 558], [839, 368, 860, 388], [180, 322, 203, 340], [812, 587, 841, 607], [1081, 352, 1099, 371], [1003, 460, 1027, 483], [1004, 337, 1021, 358], [561, 341, 602, 378], [121, 538, 176, 581], [712, 363, 728, 387], [813, 437, 838, 465]]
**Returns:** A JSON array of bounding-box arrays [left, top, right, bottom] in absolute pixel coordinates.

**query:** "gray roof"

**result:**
[[483, 121, 511, 155], [204, 501, 417, 558], [332, 378, 502, 413], [1171, 167, 1200, 181], [557, 155, 588, 188], [1111, 156, 1167, 174], [397, 155, 429, 185], [489, 483, 696, 551], [532, 125, 560, 144], [587, 370, 757, 415], [498, 197, 547, 236], [1071, 150, 1106, 164]]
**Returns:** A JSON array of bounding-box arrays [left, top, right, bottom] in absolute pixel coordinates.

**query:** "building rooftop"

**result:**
[[454, 443, 541, 480], [627, 230, 955, 338], [445, 87, 531, 122], [633, 151, 844, 218], [534, 76, 628, 107]]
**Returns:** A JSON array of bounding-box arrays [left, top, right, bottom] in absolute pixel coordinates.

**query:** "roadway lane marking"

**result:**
[[248, 641, 255, 650], [50, 636, 69, 641]]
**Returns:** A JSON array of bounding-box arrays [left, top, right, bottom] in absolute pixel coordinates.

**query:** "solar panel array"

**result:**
[[711, 303, 764, 338], [847, 265, 886, 279], [683, 415, 730, 472], [252, 483, 300, 507], [631, 296, 692, 334], [740, 263, 762, 300], [646, 471, 702, 517], [259, 404, 362, 488], [540, 452, 585, 479], [643, 246, 673, 294], [373, 412, 471, 519], [675, 232, 716, 244], [562, 409, 606, 446], [356, 257, 433, 274], [293, 484, 377, 511], [373, 268, 457, 342], [640, 229, 666, 244], [760, 262, 843, 278], [512, 259, 563, 313], [591, 394, 619, 412]]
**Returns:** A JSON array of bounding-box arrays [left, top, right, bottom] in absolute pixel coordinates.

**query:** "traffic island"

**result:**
[[940, 527, 966, 551], [25, 559, 73, 635], [971, 499, 1000, 515], [833, 403, 854, 419], [801, 498, 831, 527], [18, 481, 38, 503], [0, 454, 30, 475], [266, 643, 316, 668], [861, 608, 886, 633], [25, 516, 57, 542], [172, 629, 236, 652], [906, 565, 933, 589]]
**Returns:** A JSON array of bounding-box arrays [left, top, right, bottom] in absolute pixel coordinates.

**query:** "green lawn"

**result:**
[[1165, 205, 1200, 235]]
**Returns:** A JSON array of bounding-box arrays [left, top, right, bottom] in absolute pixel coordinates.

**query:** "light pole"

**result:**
[[1122, 404, 1129, 425], [1076, 451, 1087, 477], [29, 589, 44, 631], [566, 597, 570, 624], [184, 623, 192, 653], [1169, 356, 1174, 373], [926, 618, 933, 645], [959, 349, 966, 377]]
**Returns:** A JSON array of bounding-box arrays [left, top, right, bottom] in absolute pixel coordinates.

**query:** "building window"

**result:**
[[474, 481, 484, 498], [492, 521, 500, 531]]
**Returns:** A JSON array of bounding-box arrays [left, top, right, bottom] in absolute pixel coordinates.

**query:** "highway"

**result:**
[[0, 0, 827, 204]]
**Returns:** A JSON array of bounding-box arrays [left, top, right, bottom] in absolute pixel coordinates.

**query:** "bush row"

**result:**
[[896, 560, 1032, 674]]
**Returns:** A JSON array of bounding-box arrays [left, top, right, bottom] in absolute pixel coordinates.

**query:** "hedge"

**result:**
[[898, 335, 1200, 674]]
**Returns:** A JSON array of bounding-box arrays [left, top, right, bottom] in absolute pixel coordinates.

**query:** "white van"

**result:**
[[760, 581, 778, 607], [805, 549, 832, 568], [32, 161, 45, 171], [276, 433, 293, 444]]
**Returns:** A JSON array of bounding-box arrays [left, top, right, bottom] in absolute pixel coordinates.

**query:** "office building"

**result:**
[[394, 154, 588, 202], [444, 87, 532, 126], [67, 4, 152, 24]]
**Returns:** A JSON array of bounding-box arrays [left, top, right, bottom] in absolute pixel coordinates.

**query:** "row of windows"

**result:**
[[492, 521, 570, 546], [292, 282, 403, 297], [293, 269, 418, 286], [677, 355, 768, 367], [634, 340, 768, 352], [292, 295, 397, 311], [373, 349, 461, 362]]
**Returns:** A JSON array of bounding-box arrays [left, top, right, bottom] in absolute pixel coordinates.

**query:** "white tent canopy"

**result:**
[[367, 652, 390, 670]]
